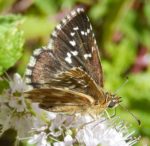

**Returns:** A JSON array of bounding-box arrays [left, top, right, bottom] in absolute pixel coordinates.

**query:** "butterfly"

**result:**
[[25, 8, 121, 114]]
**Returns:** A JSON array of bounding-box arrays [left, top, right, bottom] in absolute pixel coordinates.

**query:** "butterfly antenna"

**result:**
[[119, 104, 141, 126], [114, 77, 129, 94]]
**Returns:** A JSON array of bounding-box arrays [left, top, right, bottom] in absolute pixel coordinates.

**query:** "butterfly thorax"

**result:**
[[103, 91, 121, 108]]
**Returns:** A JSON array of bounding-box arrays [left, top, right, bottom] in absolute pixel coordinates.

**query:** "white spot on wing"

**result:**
[[43, 46, 49, 50], [33, 49, 42, 56], [29, 56, 36, 67], [77, 8, 84, 13], [71, 10, 76, 16], [73, 27, 79, 31], [70, 32, 75, 36], [71, 51, 78, 56], [26, 85, 33, 90], [69, 84, 76, 89], [69, 40, 76, 46], [90, 24, 93, 30], [25, 69, 32, 75], [84, 85, 88, 88], [81, 31, 85, 35], [67, 52, 71, 57], [84, 53, 92, 60], [92, 46, 95, 52], [92, 33, 95, 37], [87, 16, 90, 22], [56, 24, 61, 30], [62, 18, 67, 24], [47, 41, 53, 49], [48, 52, 53, 57], [65, 52, 72, 64], [25, 77, 31, 83], [87, 29, 90, 33], [52, 31, 57, 37], [77, 8, 81, 13], [81, 8, 84, 12], [67, 15, 71, 20]]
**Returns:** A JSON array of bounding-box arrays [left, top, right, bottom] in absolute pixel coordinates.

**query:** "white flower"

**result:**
[[0, 73, 138, 146], [9, 73, 27, 93], [76, 116, 137, 146], [0, 73, 27, 112], [28, 113, 137, 146], [53, 142, 65, 146], [49, 114, 73, 137], [9, 73, 27, 112], [0, 73, 43, 138], [28, 132, 50, 146], [8, 95, 26, 112], [11, 114, 35, 137], [53, 135, 73, 146]]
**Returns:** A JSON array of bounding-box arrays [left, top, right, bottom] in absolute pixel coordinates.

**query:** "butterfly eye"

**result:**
[[108, 100, 116, 108]]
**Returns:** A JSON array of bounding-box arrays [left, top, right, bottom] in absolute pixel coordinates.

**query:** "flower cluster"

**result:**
[[28, 113, 138, 146], [0, 73, 138, 146], [0, 74, 43, 137]]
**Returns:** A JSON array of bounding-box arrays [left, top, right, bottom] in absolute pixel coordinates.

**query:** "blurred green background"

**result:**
[[0, 0, 150, 146]]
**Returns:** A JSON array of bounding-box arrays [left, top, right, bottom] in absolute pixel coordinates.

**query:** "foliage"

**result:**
[[0, 0, 150, 145], [0, 15, 24, 75]]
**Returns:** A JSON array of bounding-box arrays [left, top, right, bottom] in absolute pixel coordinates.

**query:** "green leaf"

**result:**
[[89, 0, 109, 21], [0, 0, 16, 12], [0, 79, 9, 94], [35, 0, 57, 15], [0, 128, 17, 146], [0, 15, 24, 75]]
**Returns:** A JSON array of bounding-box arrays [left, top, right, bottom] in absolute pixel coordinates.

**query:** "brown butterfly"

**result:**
[[25, 8, 121, 114]]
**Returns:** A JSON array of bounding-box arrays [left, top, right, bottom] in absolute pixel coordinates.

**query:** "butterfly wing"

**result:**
[[25, 8, 105, 111], [25, 8, 103, 88], [49, 8, 103, 86], [25, 87, 95, 112]]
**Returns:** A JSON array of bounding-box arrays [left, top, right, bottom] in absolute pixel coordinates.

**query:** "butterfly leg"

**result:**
[[105, 108, 117, 119], [91, 108, 117, 129], [78, 112, 98, 129]]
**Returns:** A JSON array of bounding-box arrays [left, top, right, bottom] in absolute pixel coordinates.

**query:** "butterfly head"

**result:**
[[105, 92, 121, 108]]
